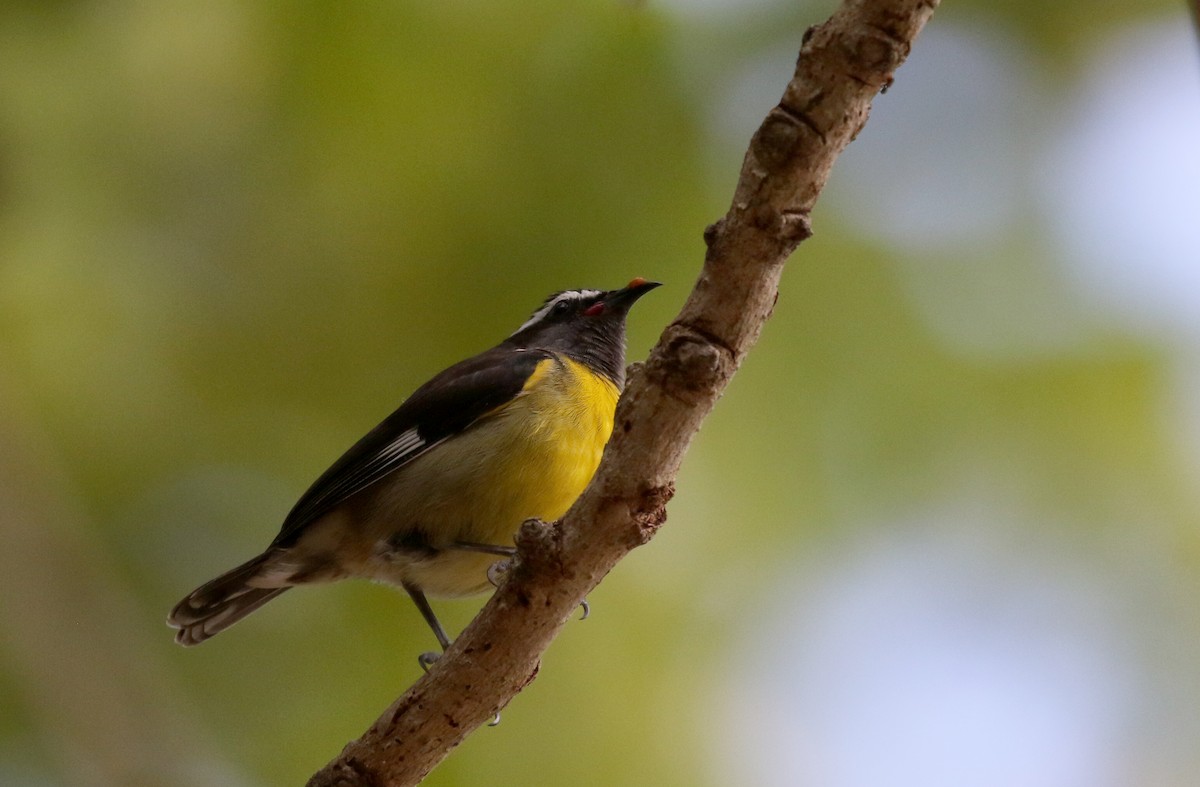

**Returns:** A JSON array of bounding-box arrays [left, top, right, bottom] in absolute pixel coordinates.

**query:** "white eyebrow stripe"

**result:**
[[511, 289, 604, 335]]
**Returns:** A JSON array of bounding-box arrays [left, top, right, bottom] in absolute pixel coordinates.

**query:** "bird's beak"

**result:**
[[605, 278, 662, 311]]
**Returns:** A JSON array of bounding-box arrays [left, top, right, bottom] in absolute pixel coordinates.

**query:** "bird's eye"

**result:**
[[552, 300, 573, 316]]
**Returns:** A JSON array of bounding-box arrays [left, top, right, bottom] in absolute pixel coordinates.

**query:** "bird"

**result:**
[[167, 279, 660, 665]]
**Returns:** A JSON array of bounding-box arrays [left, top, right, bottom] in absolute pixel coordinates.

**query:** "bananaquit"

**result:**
[[168, 279, 659, 662]]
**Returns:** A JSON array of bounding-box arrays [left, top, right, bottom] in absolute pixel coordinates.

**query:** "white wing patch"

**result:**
[[293, 427, 428, 523], [380, 427, 424, 461], [511, 289, 603, 336]]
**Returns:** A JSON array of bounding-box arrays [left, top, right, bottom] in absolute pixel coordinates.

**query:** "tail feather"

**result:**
[[167, 551, 291, 646]]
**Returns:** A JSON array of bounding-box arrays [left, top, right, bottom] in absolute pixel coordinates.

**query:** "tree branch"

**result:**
[[308, 0, 937, 784]]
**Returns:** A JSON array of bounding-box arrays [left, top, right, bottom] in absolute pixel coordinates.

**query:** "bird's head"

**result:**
[[506, 278, 661, 386]]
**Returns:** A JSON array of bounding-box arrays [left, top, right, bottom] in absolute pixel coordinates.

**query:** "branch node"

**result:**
[[780, 209, 814, 242], [514, 517, 560, 573], [775, 101, 826, 144], [684, 323, 738, 360], [651, 325, 734, 404], [627, 483, 673, 546], [848, 26, 909, 83], [752, 105, 824, 174], [703, 219, 724, 248]]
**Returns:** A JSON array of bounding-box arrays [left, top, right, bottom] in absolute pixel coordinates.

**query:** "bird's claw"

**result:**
[[487, 559, 512, 588], [418, 651, 441, 672], [488, 711, 501, 727], [579, 598, 590, 620]]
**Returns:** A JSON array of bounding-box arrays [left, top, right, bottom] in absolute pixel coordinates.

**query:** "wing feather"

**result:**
[[271, 346, 551, 547]]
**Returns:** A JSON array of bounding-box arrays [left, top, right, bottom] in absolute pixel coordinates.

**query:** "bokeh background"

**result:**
[[1, 0, 1196, 785]]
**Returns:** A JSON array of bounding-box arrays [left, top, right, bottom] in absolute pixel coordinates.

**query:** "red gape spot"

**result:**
[[584, 302, 606, 316]]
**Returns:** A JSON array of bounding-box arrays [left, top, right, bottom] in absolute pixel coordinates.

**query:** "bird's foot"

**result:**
[[487, 559, 511, 588]]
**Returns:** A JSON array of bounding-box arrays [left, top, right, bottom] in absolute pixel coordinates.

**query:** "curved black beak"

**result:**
[[605, 278, 662, 311]]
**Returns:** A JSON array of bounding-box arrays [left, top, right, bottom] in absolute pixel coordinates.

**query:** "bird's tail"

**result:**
[[167, 551, 291, 646]]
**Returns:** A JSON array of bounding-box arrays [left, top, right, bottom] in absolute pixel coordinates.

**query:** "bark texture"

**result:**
[[309, 0, 938, 784]]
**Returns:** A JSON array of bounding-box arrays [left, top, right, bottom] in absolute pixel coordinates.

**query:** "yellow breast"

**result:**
[[496, 355, 621, 519]]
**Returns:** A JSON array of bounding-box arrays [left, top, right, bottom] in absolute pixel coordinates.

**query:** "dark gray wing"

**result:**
[[270, 346, 552, 548]]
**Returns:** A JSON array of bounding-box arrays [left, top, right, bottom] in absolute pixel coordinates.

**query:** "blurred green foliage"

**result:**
[[0, 1, 1195, 786]]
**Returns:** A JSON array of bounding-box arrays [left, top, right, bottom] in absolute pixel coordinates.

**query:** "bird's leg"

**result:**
[[451, 541, 517, 557], [407, 564, 503, 725], [403, 582, 451, 671]]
